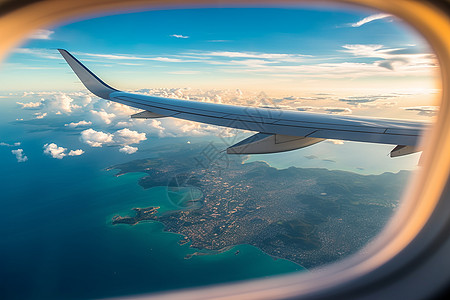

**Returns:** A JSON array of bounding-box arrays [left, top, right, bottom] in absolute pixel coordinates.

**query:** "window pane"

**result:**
[[0, 4, 439, 300]]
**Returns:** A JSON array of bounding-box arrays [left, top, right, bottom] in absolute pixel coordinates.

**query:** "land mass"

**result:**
[[111, 143, 410, 269]]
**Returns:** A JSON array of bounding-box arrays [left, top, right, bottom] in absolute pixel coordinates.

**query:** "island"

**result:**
[[110, 143, 411, 269]]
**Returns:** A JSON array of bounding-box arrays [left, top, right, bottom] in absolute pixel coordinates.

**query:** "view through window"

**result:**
[[0, 4, 440, 300]]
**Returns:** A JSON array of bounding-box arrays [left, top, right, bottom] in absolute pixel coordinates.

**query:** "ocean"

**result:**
[[0, 96, 304, 299]]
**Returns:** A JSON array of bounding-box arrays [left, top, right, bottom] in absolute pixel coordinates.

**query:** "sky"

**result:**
[[0, 5, 440, 171], [0, 6, 440, 93]]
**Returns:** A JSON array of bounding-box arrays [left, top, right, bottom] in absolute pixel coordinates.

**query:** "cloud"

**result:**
[[28, 29, 54, 40], [113, 128, 147, 145], [340, 44, 436, 72], [17, 100, 44, 109], [1, 142, 21, 147], [11, 149, 28, 162], [80, 129, 114, 147], [17, 93, 80, 114], [65, 120, 92, 127], [51, 94, 80, 113], [91, 109, 116, 124], [323, 107, 352, 114], [119, 145, 138, 154], [14, 48, 60, 59], [170, 34, 189, 39], [43, 143, 85, 159], [350, 13, 391, 27], [79, 52, 188, 63], [43, 143, 67, 159], [80, 128, 146, 153], [68, 149, 85, 156], [402, 106, 439, 116], [339, 95, 396, 105], [35, 112, 47, 119]]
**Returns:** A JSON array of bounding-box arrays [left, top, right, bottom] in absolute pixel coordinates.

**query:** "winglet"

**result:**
[[58, 49, 118, 99]]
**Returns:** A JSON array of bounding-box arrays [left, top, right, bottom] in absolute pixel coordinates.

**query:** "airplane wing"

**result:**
[[58, 49, 427, 157]]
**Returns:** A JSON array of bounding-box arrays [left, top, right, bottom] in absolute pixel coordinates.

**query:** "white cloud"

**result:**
[[68, 149, 85, 156], [17, 100, 44, 109], [1, 142, 21, 147], [119, 145, 138, 154], [91, 109, 116, 124], [340, 44, 436, 72], [113, 128, 147, 145], [14, 48, 60, 60], [80, 128, 146, 153], [108, 102, 138, 116], [43, 143, 85, 158], [350, 13, 391, 27], [171, 34, 189, 39], [65, 120, 92, 127], [80, 129, 114, 147], [11, 149, 28, 162], [51, 93, 80, 113], [79, 52, 188, 63], [29, 29, 54, 40], [191, 51, 308, 60], [115, 121, 132, 128], [17, 93, 81, 114], [43, 143, 67, 159], [35, 112, 47, 119]]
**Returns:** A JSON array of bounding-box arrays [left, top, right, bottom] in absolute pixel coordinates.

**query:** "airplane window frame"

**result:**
[[1, 0, 450, 299]]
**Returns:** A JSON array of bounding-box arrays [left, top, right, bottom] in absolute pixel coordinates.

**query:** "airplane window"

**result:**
[[0, 4, 440, 300]]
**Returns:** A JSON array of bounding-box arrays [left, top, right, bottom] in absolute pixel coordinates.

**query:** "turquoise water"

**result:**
[[0, 97, 304, 299]]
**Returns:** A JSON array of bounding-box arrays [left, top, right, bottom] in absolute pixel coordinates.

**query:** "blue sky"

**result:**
[[0, 6, 439, 93], [0, 6, 439, 171]]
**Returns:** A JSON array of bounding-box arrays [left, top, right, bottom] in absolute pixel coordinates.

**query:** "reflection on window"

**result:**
[[0, 5, 439, 300]]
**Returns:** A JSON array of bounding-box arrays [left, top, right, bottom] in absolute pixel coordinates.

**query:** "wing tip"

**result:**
[[58, 49, 118, 99]]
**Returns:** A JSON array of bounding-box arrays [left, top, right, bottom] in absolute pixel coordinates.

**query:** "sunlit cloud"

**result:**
[[68, 149, 85, 156], [80, 128, 146, 153], [119, 145, 138, 154], [91, 109, 116, 125], [80, 129, 114, 147], [17, 100, 44, 109], [35, 112, 47, 119], [43, 143, 84, 159], [65, 120, 92, 127], [114, 128, 146, 145], [349, 13, 391, 27], [43, 143, 66, 159], [78, 52, 189, 63]]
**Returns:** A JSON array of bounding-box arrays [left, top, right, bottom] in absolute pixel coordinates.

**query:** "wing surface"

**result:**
[[58, 49, 427, 150]]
